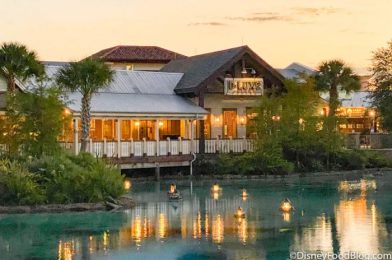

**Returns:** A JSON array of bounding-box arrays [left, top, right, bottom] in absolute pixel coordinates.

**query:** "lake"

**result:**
[[0, 174, 392, 259]]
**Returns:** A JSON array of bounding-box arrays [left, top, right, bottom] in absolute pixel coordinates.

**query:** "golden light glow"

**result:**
[[58, 240, 75, 260], [299, 118, 304, 124], [211, 183, 221, 193], [214, 116, 220, 123], [282, 212, 291, 222], [242, 189, 248, 201], [193, 211, 202, 239], [159, 121, 164, 127], [212, 192, 220, 200], [369, 110, 376, 118], [169, 183, 176, 194], [272, 115, 281, 121], [158, 213, 168, 239], [280, 199, 293, 213], [64, 108, 71, 116], [123, 179, 132, 191], [212, 214, 224, 244], [237, 215, 248, 244], [235, 207, 246, 219], [135, 121, 140, 127]]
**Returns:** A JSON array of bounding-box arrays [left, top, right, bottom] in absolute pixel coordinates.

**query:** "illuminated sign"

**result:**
[[224, 78, 263, 96]]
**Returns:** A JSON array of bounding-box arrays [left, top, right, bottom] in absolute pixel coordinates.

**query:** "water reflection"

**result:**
[[0, 178, 391, 259]]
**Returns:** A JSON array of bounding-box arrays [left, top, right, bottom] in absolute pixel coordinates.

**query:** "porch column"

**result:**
[[73, 118, 79, 155], [198, 90, 205, 154], [116, 119, 121, 158], [190, 119, 194, 153], [155, 119, 160, 156]]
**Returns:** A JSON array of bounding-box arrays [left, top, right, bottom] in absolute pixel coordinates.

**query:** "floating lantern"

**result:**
[[241, 189, 248, 200], [169, 183, 176, 194], [211, 183, 221, 193], [234, 207, 246, 219], [280, 198, 294, 213], [123, 179, 132, 191], [168, 183, 182, 200]]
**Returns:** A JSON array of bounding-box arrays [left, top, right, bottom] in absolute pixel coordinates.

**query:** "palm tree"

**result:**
[[315, 60, 360, 117], [56, 59, 113, 152], [0, 42, 44, 92]]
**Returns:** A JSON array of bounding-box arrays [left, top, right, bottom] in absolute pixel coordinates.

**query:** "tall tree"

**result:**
[[371, 40, 392, 131], [315, 60, 360, 117], [0, 42, 43, 92], [56, 59, 113, 152]]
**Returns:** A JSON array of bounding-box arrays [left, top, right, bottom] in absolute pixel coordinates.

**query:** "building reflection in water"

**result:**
[[58, 240, 76, 260], [293, 179, 388, 255], [57, 179, 391, 259]]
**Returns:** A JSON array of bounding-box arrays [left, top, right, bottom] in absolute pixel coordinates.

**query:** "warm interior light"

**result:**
[[215, 116, 220, 123], [135, 121, 140, 126], [369, 110, 376, 117], [64, 108, 71, 115], [159, 121, 164, 127]]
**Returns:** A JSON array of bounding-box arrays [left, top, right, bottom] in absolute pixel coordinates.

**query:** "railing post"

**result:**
[[242, 136, 247, 153], [179, 137, 182, 155], [116, 119, 121, 158], [103, 138, 107, 158], [143, 138, 147, 157], [130, 138, 134, 157], [167, 137, 171, 155], [229, 136, 233, 153], [89, 138, 93, 154], [156, 120, 160, 156], [216, 136, 220, 154]]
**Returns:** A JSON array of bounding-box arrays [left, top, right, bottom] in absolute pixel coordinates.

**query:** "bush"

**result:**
[[360, 150, 392, 168], [25, 152, 125, 204], [0, 159, 45, 205], [334, 150, 366, 170]]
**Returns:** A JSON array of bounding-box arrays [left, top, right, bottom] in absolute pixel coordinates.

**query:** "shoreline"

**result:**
[[1, 168, 390, 215], [129, 167, 392, 182], [0, 196, 135, 215]]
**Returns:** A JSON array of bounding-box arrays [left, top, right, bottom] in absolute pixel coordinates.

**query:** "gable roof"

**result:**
[[89, 46, 187, 63], [160, 45, 284, 95], [23, 65, 207, 117], [278, 62, 316, 80]]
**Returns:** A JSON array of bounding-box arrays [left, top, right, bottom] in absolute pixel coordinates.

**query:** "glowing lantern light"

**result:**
[[280, 198, 294, 213], [241, 189, 248, 200], [169, 183, 176, 194], [234, 207, 246, 219], [211, 183, 221, 193]]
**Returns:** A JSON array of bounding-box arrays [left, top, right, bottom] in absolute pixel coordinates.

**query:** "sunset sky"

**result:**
[[1, 0, 391, 73]]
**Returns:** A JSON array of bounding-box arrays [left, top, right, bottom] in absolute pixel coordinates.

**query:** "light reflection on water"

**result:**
[[1, 177, 391, 259]]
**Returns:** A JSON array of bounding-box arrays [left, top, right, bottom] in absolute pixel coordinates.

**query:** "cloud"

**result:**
[[225, 12, 293, 23], [187, 22, 226, 26], [222, 6, 345, 24], [292, 7, 342, 16]]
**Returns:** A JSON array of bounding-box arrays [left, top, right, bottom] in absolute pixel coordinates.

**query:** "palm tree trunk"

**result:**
[[329, 85, 339, 117], [6, 76, 16, 92], [80, 95, 91, 152]]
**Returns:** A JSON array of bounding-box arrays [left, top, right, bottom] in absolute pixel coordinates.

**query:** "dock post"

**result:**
[[155, 162, 160, 181]]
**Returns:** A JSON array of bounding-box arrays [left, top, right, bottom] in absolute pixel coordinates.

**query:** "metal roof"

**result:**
[[25, 65, 207, 116]]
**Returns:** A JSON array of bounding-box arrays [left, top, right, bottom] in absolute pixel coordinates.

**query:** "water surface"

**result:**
[[1, 174, 392, 259]]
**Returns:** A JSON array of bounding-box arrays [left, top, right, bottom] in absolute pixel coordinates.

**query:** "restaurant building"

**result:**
[[16, 45, 284, 168]]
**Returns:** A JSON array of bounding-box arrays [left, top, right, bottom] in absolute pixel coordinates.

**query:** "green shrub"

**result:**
[[26, 152, 125, 204], [334, 150, 366, 170], [360, 150, 392, 168], [0, 159, 45, 205]]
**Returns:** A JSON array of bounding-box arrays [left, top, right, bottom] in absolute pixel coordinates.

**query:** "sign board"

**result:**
[[224, 78, 263, 96]]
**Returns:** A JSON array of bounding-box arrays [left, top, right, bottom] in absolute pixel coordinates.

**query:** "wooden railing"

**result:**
[[60, 137, 255, 158]]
